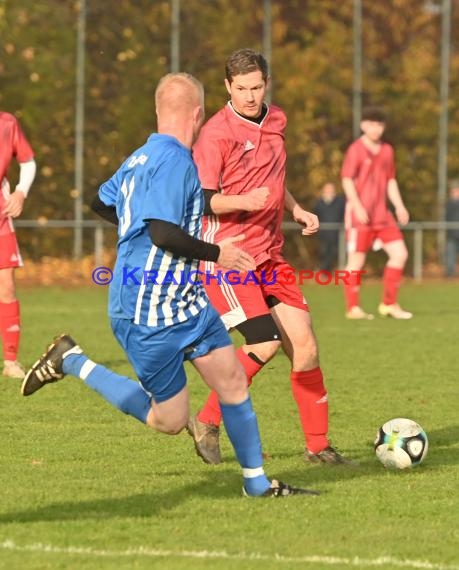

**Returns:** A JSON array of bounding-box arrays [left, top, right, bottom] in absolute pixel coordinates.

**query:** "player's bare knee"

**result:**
[[0, 293, 15, 304], [388, 255, 408, 268], [151, 416, 187, 435], [250, 339, 281, 363], [397, 247, 409, 265], [215, 366, 248, 403], [0, 275, 16, 302], [229, 366, 247, 392], [219, 388, 249, 405], [292, 335, 319, 369], [163, 422, 186, 435], [309, 338, 319, 361], [386, 240, 409, 267]]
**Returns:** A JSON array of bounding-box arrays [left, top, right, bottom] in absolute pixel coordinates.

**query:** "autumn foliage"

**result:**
[[1, 0, 459, 264]]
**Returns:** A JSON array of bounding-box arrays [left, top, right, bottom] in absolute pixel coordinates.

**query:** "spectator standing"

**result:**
[[313, 182, 345, 272]]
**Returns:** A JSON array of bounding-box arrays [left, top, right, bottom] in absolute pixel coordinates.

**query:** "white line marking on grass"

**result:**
[[1, 540, 458, 570]]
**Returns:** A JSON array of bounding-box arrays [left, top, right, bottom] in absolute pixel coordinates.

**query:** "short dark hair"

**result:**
[[361, 106, 387, 123], [225, 48, 269, 83]]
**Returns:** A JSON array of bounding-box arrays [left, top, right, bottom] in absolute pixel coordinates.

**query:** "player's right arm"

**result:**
[[2, 116, 36, 218], [341, 144, 368, 225], [91, 194, 119, 225], [92, 168, 125, 225], [203, 187, 269, 215], [2, 160, 36, 218], [342, 177, 369, 224]]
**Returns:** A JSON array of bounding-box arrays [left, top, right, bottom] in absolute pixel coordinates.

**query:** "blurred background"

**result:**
[[1, 0, 459, 280]]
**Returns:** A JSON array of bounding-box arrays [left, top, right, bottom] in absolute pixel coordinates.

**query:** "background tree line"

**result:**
[[1, 0, 458, 265]]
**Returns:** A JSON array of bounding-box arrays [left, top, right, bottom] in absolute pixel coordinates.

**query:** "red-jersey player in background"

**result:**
[[0, 111, 36, 378], [341, 107, 412, 320], [187, 48, 351, 466]]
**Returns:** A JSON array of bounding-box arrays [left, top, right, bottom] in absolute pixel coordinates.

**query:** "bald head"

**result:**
[[154, 73, 205, 147], [155, 73, 203, 116]]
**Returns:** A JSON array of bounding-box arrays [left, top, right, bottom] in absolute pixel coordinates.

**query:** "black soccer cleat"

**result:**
[[21, 334, 82, 396], [304, 445, 353, 465], [244, 479, 320, 497]]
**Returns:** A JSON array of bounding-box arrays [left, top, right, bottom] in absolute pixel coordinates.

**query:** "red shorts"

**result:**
[[346, 224, 403, 254], [0, 232, 23, 269], [203, 259, 309, 330]]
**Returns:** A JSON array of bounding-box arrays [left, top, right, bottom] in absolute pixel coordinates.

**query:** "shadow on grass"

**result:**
[[236, 437, 456, 487], [3, 426, 455, 525], [427, 424, 459, 447], [0, 472, 241, 524], [0, 453, 392, 525], [219, 446, 400, 487], [419, 424, 459, 468]]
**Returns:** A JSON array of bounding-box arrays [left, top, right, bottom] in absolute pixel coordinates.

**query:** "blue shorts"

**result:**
[[111, 303, 231, 403]]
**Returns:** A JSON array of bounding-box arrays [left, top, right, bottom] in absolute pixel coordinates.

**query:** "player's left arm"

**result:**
[[284, 189, 319, 235], [387, 179, 409, 225], [2, 159, 36, 218]]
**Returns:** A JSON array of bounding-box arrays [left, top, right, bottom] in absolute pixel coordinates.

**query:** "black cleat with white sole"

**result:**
[[21, 334, 82, 396]]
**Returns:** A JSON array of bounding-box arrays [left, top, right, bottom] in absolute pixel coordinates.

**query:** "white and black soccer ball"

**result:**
[[374, 418, 428, 469]]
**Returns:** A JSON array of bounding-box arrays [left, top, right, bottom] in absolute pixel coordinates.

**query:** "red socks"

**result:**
[[197, 352, 330, 455], [345, 266, 404, 308], [344, 271, 361, 310], [290, 367, 329, 453], [382, 266, 403, 305], [0, 300, 21, 361], [197, 347, 264, 426]]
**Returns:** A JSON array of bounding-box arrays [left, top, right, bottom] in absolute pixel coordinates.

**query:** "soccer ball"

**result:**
[[374, 418, 428, 469]]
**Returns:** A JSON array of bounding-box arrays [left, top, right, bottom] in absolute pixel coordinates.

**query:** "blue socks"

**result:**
[[63, 353, 151, 424], [220, 397, 270, 496], [63, 354, 270, 495], [62, 353, 87, 377]]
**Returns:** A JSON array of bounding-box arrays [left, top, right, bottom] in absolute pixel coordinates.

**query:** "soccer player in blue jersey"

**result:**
[[21, 73, 317, 498]]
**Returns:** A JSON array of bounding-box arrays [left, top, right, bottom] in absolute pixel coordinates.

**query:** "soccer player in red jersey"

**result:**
[[0, 111, 36, 378], [187, 48, 351, 466], [341, 107, 412, 320]]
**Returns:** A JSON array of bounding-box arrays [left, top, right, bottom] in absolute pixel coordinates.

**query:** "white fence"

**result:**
[[14, 220, 459, 281]]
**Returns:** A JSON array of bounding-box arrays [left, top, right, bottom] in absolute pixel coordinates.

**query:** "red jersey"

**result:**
[[341, 138, 396, 228], [0, 112, 34, 234], [193, 102, 287, 267]]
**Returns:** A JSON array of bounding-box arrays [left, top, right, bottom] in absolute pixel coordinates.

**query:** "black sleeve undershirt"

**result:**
[[148, 219, 220, 262], [91, 193, 219, 262], [202, 188, 216, 215], [91, 194, 119, 225]]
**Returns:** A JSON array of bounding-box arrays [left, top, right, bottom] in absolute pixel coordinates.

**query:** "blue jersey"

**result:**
[[99, 133, 208, 327]]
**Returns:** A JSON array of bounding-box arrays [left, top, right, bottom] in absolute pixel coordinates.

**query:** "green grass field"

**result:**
[[1, 282, 458, 570]]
